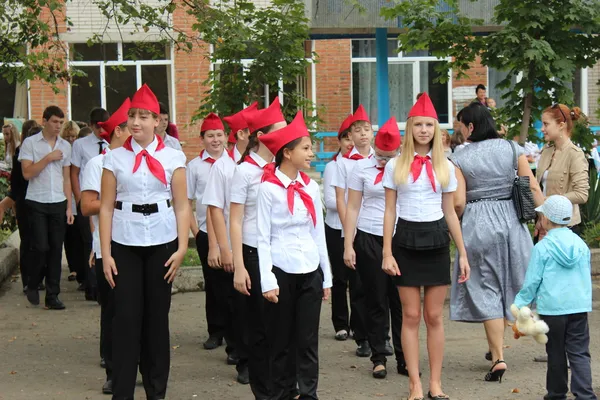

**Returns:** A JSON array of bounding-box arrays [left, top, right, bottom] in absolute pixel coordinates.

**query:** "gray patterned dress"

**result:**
[[449, 139, 533, 322]]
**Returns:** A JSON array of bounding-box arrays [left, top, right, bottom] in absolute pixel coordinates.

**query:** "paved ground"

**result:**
[[1, 269, 600, 400]]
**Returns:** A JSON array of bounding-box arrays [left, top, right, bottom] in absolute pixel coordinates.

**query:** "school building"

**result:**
[[1, 0, 599, 160]]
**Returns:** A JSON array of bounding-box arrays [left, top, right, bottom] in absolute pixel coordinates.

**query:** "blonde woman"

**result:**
[[441, 129, 452, 157], [382, 93, 469, 400], [2, 123, 20, 168], [60, 121, 80, 145]]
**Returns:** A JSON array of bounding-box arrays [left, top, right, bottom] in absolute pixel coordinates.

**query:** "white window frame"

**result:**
[[67, 42, 176, 122], [210, 40, 318, 129], [351, 40, 453, 130], [0, 61, 31, 120]]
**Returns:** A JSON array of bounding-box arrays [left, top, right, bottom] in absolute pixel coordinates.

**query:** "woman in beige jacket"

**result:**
[[536, 104, 589, 239]]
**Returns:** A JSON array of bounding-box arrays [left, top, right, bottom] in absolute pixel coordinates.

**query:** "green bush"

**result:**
[[182, 247, 200, 267], [0, 171, 16, 232], [581, 170, 600, 227], [582, 223, 600, 249]]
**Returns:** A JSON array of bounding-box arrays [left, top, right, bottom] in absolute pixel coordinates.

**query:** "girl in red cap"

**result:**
[[223, 102, 258, 163], [99, 84, 191, 400], [257, 111, 332, 400], [343, 116, 405, 380], [381, 93, 470, 400], [229, 100, 287, 394], [323, 115, 355, 342]]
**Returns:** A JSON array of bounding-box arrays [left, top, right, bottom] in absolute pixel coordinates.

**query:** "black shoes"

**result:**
[[356, 340, 371, 357], [77, 283, 86, 292], [100, 358, 106, 369], [203, 336, 223, 350], [237, 366, 249, 385], [372, 363, 387, 379], [227, 352, 240, 366], [26, 289, 40, 306], [102, 379, 113, 394], [383, 340, 394, 356], [45, 297, 66, 310], [397, 362, 422, 377], [38, 283, 45, 291], [85, 287, 98, 302]]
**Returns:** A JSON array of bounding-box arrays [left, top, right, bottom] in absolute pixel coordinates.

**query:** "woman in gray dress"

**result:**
[[449, 103, 544, 382]]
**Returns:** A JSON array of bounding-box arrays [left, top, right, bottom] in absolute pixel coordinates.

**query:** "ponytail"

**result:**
[[238, 124, 274, 165]]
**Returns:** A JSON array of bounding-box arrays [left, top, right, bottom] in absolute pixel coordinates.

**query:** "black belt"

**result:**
[[115, 200, 171, 216]]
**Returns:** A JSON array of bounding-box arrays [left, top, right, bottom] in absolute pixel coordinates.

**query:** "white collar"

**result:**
[[275, 168, 306, 188], [131, 135, 159, 156], [249, 151, 269, 167], [349, 146, 374, 158], [413, 150, 433, 158]]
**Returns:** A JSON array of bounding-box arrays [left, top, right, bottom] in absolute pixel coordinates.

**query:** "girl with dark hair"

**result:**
[[448, 100, 544, 383], [223, 102, 257, 163], [257, 111, 332, 400]]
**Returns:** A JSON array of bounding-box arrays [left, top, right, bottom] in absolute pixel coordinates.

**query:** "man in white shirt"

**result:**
[[19, 105, 74, 309], [156, 102, 183, 151], [71, 107, 110, 300]]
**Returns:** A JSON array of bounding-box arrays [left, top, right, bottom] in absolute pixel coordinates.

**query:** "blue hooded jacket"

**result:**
[[514, 227, 592, 316]]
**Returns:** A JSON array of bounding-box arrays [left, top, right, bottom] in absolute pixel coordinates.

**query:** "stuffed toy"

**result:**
[[510, 304, 549, 345]]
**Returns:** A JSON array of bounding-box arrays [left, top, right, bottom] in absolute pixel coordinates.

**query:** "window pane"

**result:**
[[352, 62, 378, 124], [141, 65, 170, 110], [71, 66, 101, 122], [105, 66, 137, 113], [389, 63, 414, 122], [404, 49, 431, 57], [123, 42, 168, 61], [352, 40, 398, 58], [71, 43, 118, 61], [419, 61, 449, 124], [488, 67, 516, 108], [0, 78, 16, 121]]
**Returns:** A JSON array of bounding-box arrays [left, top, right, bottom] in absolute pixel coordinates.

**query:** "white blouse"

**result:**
[[322, 159, 342, 230], [331, 146, 375, 190], [201, 154, 237, 230], [229, 151, 269, 248], [382, 152, 457, 222], [187, 149, 228, 233], [103, 136, 186, 246], [81, 151, 107, 258], [347, 157, 393, 236], [257, 168, 333, 293]]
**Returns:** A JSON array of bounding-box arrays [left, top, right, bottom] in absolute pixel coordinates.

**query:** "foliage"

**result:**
[[582, 222, 600, 249], [581, 170, 600, 227], [182, 247, 200, 267], [570, 114, 595, 154], [382, 0, 600, 143], [0, 171, 17, 233]]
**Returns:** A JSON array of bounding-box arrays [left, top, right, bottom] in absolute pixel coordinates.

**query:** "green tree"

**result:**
[[382, 0, 600, 143]]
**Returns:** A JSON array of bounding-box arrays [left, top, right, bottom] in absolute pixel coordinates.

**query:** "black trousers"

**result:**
[[242, 245, 271, 399], [64, 222, 83, 281], [196, 230, 235, 353], [267, 267, 323, 400], [354, 230, 403, 366], [96, 257, 114, 380], [76, 202, 95, 292], [26, 200, 66, 298], [15, 200, 35, 288], [542, 313, 596, 400], [325, 225, 368, 342], [111, 240, 176, 400]]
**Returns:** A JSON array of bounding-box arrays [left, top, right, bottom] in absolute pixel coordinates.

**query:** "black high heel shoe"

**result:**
[[484, 360, 506, 383]]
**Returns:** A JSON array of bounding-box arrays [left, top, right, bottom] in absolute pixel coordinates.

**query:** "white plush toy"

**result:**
[[510, 304, 550, 345]]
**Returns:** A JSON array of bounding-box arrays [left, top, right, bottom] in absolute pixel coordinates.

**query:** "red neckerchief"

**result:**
[[243, 155, 261, 168], [333, 153, 338, 161], [411, 154, 436, 192], [123, 135, 167, 186], [227, 148, 235, 160], [342, 147, 364, 160], [261, 164, 316, 226], [200, 150, 216, 165], [374, 166, 384, 185], [101, 148, 107, 155]]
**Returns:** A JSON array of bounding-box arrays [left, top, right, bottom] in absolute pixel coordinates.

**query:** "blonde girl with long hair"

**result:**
[[59, 120, 80, 145], [2, 123, 20, 168], [382, 93, 470, 400]]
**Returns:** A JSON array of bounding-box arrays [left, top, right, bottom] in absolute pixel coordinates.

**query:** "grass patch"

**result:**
[[182, 247, 201, 267], [0, 229, 12, 244]]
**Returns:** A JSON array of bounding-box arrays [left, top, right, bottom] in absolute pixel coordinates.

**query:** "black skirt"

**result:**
[[392, 217, 451, 287]]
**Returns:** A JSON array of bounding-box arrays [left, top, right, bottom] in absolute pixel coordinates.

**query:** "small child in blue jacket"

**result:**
[[515, 195, 596, 400]]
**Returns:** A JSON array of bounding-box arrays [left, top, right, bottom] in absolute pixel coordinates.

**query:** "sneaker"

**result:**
[[356, 340, 371, 357], [45, 297, 66, 310], [335, 330, 348, 341], [203, 336, 223, 350]]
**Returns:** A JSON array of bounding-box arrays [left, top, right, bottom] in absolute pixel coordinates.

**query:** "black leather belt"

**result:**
[[115, 200, 171, 216]]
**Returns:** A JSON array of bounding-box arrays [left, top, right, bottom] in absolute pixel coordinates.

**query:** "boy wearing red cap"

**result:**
[[323, 115, 356, 342], [223, 102, 258, 163], [331, 104, 373, 358], [99, 84, 191, 399], [343, 117, 405, 379], [381, 93, 469, 400], [257, 111, 332, 400], [80, 98, 132, 395], [187, 113, 233, 354]]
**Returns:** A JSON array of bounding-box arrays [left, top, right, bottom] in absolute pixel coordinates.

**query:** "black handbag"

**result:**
[[509, 141, 537, 222]]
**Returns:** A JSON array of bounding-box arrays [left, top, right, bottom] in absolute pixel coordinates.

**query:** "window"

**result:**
[[351, 40, 452, 128], [488, 68, 518, 108], [68, 42, 174, 122]]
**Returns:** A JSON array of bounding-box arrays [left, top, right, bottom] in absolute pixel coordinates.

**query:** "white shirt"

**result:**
[[331, 146, 375, 190], [103, 136, 187, 246], [72, 133, 108, 180], [323, 158, 342, 230], [382, 153, 457, 222], [201, 154, 237, 230], [347, 157, 391, 236], [233, 145, 243, 163], [187, 149, 228, 233], [257, 168, 333, 293], [162, 134, 182, 151], [524, 141, 541, 168], [230, 151, 269, 248], [18, 132, 72, 203], [81, 150, 109, 258]]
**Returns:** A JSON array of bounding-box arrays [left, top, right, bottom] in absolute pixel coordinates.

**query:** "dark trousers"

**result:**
[[267, 267, 323, 400], [76, 202, 95, 292], [26, 200, 67, 298], [64, 222, 83, 281], [96, 257, 114, 380], [542, 313, 597, 400], [111, 240, 175, 400], [195, 231, 235, 353], [354, 230, 403, 366], [325, 225, 368, 342], [15, 200, 34, 288], [243, 245, 271, 399]]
